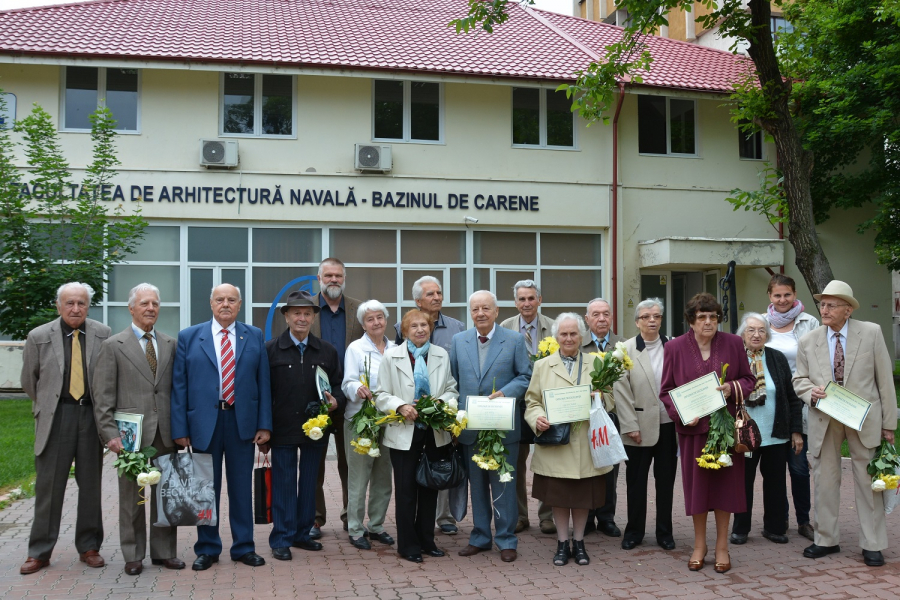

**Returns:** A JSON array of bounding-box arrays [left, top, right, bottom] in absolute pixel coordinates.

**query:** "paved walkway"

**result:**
[[0, 448, 897, 600]]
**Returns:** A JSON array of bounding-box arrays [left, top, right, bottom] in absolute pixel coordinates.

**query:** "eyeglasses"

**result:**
[[694, 314, 719, 322], [638, 314, 662, 321], [819, 302, 849, 311], [744, 328, 767, 335]]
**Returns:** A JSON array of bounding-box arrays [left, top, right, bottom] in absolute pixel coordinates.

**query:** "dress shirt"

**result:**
[[826, 320, 850, 382], [477, 324, 497, 342], [591, 331, 611, 351], [519, 316, 538, 354], [319, 295, 347, 359], [60, 319, 90, 402], [289, 331, 308, 352], [212, 319, 237, 400], [342, 334, 396, 420], [131, 322, 158, 357]]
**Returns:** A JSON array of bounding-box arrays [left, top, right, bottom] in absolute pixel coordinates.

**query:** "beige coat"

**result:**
[[524, 352, 612, 480], [613, 336, 664, 447]]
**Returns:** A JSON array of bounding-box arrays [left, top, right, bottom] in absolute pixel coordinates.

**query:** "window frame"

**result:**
[[637, 95, 699, 158], [510, 86, 578, 151], [60, 66, 142, 134], [218, 72, 298, 139], [738, 127, 765, 161], [371, 80, 445, 145]]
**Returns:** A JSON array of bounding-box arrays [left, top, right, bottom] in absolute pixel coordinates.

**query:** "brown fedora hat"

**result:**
[[280, 290, 321, 314], [813, 280, 859, 310]]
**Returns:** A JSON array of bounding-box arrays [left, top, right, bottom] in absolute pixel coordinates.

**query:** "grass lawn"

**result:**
[[0, 399, 36, 495]]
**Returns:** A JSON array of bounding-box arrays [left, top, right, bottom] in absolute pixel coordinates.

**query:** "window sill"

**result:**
[[371, 138, 444, 145], [219, 133, 298, 140], [60, 128, 141, 135], [511, 144, 579, 152], [637, 152, 700, 159]]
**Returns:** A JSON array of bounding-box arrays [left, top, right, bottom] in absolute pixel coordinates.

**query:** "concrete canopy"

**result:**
[[638, 237, 783, 270]]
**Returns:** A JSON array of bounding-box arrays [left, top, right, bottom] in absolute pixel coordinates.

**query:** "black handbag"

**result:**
[[415, 445, 466, 490], [534, 353, 582, 446]]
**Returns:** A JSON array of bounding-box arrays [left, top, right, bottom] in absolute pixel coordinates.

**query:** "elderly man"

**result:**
[[451, 291, 532, 562], [19, 282, 110, 575], [394, 275, 466, 535], [581, 298, 624, 537], [171, 284, 273, 570], [93, 283, 184, 575], [309, 258, 364, 538], [499, 280, 555, 534], [793, 280, 897, 567]]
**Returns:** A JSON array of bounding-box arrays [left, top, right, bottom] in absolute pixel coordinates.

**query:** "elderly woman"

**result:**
[[524, 313, 611, 567], [763, 273, 819, 541], [660, 293, 754, 574], [341, 300, 397, 551], [730, 313, 803, 546], [613, 298, 677, 551], [375, 309, 459, 564]]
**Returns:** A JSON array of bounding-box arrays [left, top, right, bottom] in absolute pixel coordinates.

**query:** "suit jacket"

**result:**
[[310, 293, 364, 352], [374, 343, 458, 451], [449, 326, 533, 445], [93, 327, 176, 448], [581, 330, 624, 354], [499, 313, 554, 354], [793, 320, 897, 455], [21, 317, 110, 455], [613, 334, 668, 447], [582, 330, 624, 413], [170, 320, 273, 452]]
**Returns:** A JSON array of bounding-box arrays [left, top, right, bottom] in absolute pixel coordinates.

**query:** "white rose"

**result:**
[[136, 473, 151, 486], [456, 410, 467, 423], [872, 479, 887, 492], [358, 437, 372, 448], [147, 470, 162, 486], [499, 472, 513, 483], [718, 454, 733, 467], [309, 427, 324, 441], [447, 399, 458, 410], [612, 349, 624, 361], [368, 447, 381, 458]]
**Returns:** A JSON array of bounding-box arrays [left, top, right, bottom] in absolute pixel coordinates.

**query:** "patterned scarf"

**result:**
[[560, 354, 577, 376], [407, 340, 431, 401], [746, 348, 767, 407], [767, 300, 804, 329]]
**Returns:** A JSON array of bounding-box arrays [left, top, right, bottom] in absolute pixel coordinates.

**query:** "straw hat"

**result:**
[[280, 290, 321, 314], [813, 280, 859, 310]]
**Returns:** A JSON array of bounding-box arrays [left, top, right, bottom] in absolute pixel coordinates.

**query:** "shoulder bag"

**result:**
[[733, 382, 762, 454]]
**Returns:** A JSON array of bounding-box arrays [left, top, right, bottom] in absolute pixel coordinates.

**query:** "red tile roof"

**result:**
[[0, 0, 752, 93]]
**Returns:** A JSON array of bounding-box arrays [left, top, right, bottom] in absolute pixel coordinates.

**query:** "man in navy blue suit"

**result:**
[[171, 283, 273, 571], [450, 290, 532, 563]]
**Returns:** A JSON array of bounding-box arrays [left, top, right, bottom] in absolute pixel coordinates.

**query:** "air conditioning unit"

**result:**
[[200, 139, 239, 168], [354, 143, 392, 172]]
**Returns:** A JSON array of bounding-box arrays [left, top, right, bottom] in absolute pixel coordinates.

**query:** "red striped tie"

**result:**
[[221, 329, 235, 405]]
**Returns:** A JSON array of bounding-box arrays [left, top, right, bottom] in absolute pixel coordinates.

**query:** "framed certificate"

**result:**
[[114, 411, 144, 452], [542, 384, 592, 425], [465, 396, 516, 431], [818, 381, 872, 431], [668, 372, 726, 425]]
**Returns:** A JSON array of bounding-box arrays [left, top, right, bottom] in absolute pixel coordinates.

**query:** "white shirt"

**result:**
[[827, 320, 850, 381], [342, 334, 396, 420], [131, 322, 158, 358], [477, 324, 496, 342], [212, 319, 237, 400], [766, 329, 798, 374]]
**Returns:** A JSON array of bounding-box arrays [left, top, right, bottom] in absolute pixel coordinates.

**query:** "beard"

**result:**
[[323, 283, 344, 300]]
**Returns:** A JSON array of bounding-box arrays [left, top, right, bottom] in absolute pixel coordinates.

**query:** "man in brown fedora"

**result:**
[[793, 280, 896, 567]]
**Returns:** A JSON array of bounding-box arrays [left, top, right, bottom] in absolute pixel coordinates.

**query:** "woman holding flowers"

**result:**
[[659, 293, 754, 574], [341, 300, 397, 550], [375, 309, 459, 563], [524, 313, 612, 567]]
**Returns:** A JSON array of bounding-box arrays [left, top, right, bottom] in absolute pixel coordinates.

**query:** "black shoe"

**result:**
[[598, 521, 621, 537], [309, 526, 323, 540], [293, 540, 323, 551], [572, 539, 590, 566], [349, 536, 371, 550], [729, 532, 748, 545], [233, 552, 265, 567], [803, 544, 840, 559], [862, 550, 885, 567], [343, 520, 348, 532], [439, 524, 458, 535], [365, 531, 395, 545], [423, 548, 445, 557], [272, 547, 292, 561], [761, 530, 789, 544], [657, 537, 676, 551], [191, 554, 219, 571], [400, 553, 422, 563], [621, 538, 640, 550], [552, 540, 570, 566]]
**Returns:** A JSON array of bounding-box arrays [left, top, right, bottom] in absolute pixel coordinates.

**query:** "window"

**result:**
[[221, 73, 295, 137], [638, 95, 697, 155], [738, 121, 764, 160], [512, 88, 575, 148], [770, 16, 794, 42], [63, 66, 139, 132], [373, 80, 442, 142]]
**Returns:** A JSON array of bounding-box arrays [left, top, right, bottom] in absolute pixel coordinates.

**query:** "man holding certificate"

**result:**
[[793, 280, 897, 567], [450, 291, 532, 563]]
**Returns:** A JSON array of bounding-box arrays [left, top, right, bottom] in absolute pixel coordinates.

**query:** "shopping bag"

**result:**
[[153, 451, 217, 527], [254, 454, 273, 525], [589, 405, 627, 469]]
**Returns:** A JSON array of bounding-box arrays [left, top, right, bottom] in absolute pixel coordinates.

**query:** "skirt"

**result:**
[[679, 432, 746, 515], [532, 473, 606, 510]]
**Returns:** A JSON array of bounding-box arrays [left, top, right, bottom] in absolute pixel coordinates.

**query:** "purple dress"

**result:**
[[660, 331, 755, 515]]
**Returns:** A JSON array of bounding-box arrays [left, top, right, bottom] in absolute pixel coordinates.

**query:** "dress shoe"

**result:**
[[124, 561, 142, 576], [365, 531, 395, 545], [423, 548, 446, 557], [658, 538, 676, 550], [540, 520, 557, 534], [862, 550, 885, 567], [515, 520, 528, 533], [79, 550, 105, 568], [798, 523, 815, 541], [803, 543, 840, 559], [688, 557, 705, 571], [20, 557, 50, 575], [350, 536, 371, 550], [714, 553, 731, 574], [309, 526, 323, 540], [233, 552, 265, 567], [293, 539, 323, 551], [729, 532, 748, 545], [762, 530, 789, 544], [400, 553, 423, 563], [192, 554, 219, 571], [151, 558, 185, 570], [597, 521, 621, 537], [458, 544, 488, 557], [621, 538, 640, 550], [500, 549, 517, 562], [343, 520, 349, 532], [439, 524, 458, 535], [272, 547, 292, 561]]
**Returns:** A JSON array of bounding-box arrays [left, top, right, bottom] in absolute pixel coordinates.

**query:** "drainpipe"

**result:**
[[611, 82, 626, 329]]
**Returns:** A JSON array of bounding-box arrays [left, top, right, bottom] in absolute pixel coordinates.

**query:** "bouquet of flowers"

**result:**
[[696, 364, 736, 470], [349, 356, 395, 458], [112, 445, 160, 505], [471, 380, 514, 481], [531, 336, 559, 362], [868, 439, 900, 491], [414, 395, 468, 437], [302, 401, 332, 441], [588, 341, 634, 394]]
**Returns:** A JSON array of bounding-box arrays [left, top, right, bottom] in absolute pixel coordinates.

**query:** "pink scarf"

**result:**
[[767, 300, 804, 329]]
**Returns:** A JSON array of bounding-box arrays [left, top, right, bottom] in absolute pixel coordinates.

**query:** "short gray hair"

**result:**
[[128, 283, 161, 307], [634, 298, 664, 321], [513, 279, 541, 298], [56, 282, 95, 304], [317, 257, 346, 278], [412, 275, 442, 301], [586, 297, 611, 313], [357, 299, 390, 324], [737, 312, 770, 341], [552, 312, 588, 343], [468, 290, 498, 308], [209, 284, 242, 301]]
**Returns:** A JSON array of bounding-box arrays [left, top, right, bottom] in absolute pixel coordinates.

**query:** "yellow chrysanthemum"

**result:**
[[622, 355, 634, 370]]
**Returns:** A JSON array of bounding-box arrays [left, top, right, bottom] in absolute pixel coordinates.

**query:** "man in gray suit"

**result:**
[[451, 291, 532, 562], [19, 282, 110, 575], [93, 283, 185, 575], [499, 280, 555, 534]]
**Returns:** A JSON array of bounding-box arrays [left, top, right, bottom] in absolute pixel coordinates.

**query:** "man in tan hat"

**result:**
[[793, 280, 896, 567]]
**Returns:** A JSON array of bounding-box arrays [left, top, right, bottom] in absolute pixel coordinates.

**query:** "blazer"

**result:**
[[374, 343, 458, 451], [499, 313, 555, 354], [170, 320, 273, 451], [793, 320, 897, 455], [581, 330, 624, 354], [449, 326, 533, 445], [310, 292, 364, 352], [21, 317, 110, 455], [92, 327, 176, 448], [523, 352, 612, 480], [613, 334, 668, 447]]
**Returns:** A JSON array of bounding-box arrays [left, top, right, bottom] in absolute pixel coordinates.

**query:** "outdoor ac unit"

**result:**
[[355, 144, 392, 172], [200, 139, 239, 168]]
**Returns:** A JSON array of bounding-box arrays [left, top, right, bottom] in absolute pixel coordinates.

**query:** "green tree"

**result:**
[[0, 99, 146, 339]]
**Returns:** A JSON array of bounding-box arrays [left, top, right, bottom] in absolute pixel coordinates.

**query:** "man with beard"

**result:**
[[309, 258, 364, 537]]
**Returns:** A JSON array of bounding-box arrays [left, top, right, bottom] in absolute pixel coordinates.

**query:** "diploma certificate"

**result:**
[[543, 385, 592, 425], [818, 381, 872, 431], [668, 372, 726, 425], [465, 396, 516, 431]]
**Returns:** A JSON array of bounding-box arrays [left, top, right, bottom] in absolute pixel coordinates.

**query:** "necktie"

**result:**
[[221, 329, 235, 405], [69, 329, 85, 400], [833, 333, 844, 385], [297, 342, 305, 357], [524, 324, 534, 353], [478, 335, 488, 344], [144, 332, 157, 377]]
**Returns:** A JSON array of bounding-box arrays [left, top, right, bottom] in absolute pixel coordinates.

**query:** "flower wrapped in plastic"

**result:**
[[867, 439, 900, 491], [588, 341, 633, 395], [112, 445, 160, 505]]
